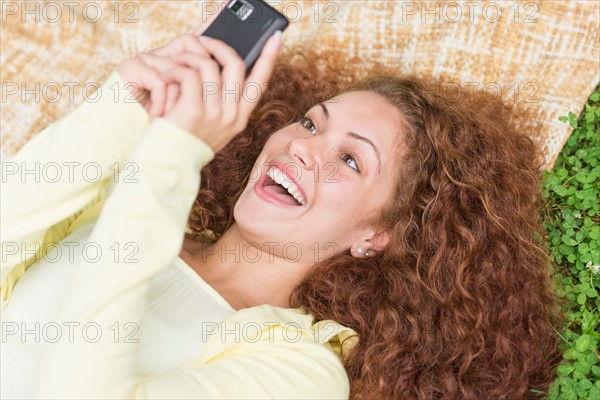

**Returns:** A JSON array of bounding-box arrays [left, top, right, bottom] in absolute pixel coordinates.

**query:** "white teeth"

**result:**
[[267, 167, 306, 206]]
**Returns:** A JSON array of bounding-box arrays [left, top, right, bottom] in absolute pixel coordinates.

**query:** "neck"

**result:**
[[180, 223, 312, 311]]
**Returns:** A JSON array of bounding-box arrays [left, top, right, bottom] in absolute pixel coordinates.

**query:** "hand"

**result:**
[[117, 5, 226, 120], [160, 31, 281, 153], [118, 34, 211, 121]]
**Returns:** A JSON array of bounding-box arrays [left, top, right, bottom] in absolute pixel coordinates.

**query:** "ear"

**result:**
[[368, 228, 393, 252]]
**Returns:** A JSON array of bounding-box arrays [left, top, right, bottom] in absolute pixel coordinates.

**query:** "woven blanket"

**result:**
[[2, 0, 598, 170]]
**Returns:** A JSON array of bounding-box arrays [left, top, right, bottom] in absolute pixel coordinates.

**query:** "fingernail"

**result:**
[[273, 30, 282, 47], [199, 35, 212, 44]]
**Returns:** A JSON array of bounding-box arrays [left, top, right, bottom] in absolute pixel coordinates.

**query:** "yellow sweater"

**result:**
[[0, 70, 357, 399]]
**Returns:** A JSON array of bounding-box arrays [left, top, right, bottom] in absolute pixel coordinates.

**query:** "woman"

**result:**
[[1, 24, 562, 400]]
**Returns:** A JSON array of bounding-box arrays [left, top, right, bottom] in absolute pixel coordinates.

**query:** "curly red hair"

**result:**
[[184, 46, 564, 399]]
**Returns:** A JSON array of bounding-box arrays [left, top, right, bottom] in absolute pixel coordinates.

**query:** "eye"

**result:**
[[299, 116, 317, 135], [342, 152, 361, 172], [299, 115, 362, 174]]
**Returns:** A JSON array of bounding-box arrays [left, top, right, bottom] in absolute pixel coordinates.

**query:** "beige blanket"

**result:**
[[2, 0, 598, 170]]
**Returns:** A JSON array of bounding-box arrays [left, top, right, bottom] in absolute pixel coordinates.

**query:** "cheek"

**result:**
[[255, 132, 292, 161], [318, 180, 362, 212], [267, 125, 297, 143]]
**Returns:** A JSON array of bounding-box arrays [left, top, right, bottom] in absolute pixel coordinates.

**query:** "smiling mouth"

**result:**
[[258, 167, 307, 207]]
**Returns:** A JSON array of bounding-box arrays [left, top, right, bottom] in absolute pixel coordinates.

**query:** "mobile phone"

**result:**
[[201, 0, 289, 74]]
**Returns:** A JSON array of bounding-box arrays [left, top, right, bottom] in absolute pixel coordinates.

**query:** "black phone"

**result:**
[[201, 0, 289, 74]]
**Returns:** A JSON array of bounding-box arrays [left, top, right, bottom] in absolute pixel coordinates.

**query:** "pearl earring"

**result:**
[[355, 246, 370, 258]]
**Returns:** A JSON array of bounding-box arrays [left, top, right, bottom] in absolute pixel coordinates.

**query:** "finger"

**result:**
[[134, 89, 152, 115], [152, 33, 210, 59], [239, 31, 282, 118], [129, 59, 168, 118], [197, 36, 244, 104], [137, 52, 182, 74], [192, 1, 228, 36], [172, 53, 222, 111], [161, 65, 203, 109], [164, 83, 180, 114], [147, 79, 167, 120]]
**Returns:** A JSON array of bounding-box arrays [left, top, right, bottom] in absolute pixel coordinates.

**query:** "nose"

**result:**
[[287, 135, 318, 171]]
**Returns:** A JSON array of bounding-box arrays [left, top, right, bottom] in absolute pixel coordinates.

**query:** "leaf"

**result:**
[[554, 185, 569, 196], [575, 380, 593, 397], [558, 364, 576, 375], [563, 348, 580, 360], [572, 371, 585, 383], [578, 243, 591, 259], [589, 386, 600, 400], [580, 252, 592, 263], [559, 244, 575, 255], [543, 94, 600, 397], [576, 335, 592, 352], [559, 381, 576, 396], [576, 172, 591, 184], [557, 168, 569, 180], [582, 197, 596, 210], [555, 253, 563, 264], [585, 111, 596, 123], [575, 360, 591, 375], [585, 286, 598, 297], [571, 267, 581, 277], [562, 235, 578, 246], [576, 188, 595, 199]]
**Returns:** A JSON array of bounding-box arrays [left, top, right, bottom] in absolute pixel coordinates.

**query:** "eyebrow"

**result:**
[[318, 103, 382, 175]]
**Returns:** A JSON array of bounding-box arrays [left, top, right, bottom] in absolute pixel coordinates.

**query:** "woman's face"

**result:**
[[234, 90, 404, 262]]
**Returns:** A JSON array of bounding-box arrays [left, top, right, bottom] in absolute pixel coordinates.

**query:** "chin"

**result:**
[[232, 197, 270, 235], [233, 200, 296, 246]]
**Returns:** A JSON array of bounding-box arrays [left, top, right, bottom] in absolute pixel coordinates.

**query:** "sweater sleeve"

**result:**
[[32, 117, 215, 399], [0, 70, 149, 287], [28, 116, 350, 399], [135, 325, 351, 399]]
